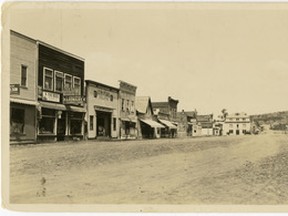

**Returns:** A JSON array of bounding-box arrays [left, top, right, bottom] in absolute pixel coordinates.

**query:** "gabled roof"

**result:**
[[135, 96, 153, 114]]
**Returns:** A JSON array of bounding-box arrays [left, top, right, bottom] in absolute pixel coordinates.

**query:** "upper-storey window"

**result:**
[[21, 65, 28, 87], [73, 76, 81, 95], [122, 99, 125, 111], [64, 74, 72, 91], [54, 71, 63, 92], [43, 67, 53, 91]]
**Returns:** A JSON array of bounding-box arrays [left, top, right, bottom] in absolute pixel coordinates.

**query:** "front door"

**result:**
[[57, 118, 66, 141]]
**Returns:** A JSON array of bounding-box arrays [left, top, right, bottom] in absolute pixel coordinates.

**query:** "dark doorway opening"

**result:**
[[96, 111, 111, 137], [57, 113, 66, 141]]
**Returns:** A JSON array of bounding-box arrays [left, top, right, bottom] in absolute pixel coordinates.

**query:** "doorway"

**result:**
[[236, 130, 240, 135], [57, 117, 66, 141], [96, 111, 111, 137]]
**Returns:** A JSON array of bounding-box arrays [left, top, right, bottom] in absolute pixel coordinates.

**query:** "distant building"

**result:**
[[177, 110, 201, 137], [119, 81, 137, 139], [135, 96, 164, 139], [85, 80, 119, 140], [223, 112, 251, 135], [196, 114, 214, 136], [152, 96, 179, 137]]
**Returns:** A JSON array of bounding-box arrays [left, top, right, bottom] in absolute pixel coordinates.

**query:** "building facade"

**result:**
[[223, 112, 251, 135], [152, 96, 179, 138], [177, 110, 201, 137], [37, 42, 86, 142], [196, 114, 214, 136], [118, 81, 137, 139], [10, 31, 38, 144], [136, 96, 164, 139], [86, 80, 119, 139]]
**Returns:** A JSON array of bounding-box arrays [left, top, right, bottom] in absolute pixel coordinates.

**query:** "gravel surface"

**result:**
[[10, 133, 288, 204]]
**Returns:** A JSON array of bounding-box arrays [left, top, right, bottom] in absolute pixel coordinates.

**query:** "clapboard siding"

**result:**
[[10, 32, 37, 101], [38, 44, 84, 96]]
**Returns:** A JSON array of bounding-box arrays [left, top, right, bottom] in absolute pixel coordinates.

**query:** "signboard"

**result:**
[[42, 91, 60, 102], [10, 84, 20, 95], [63, 95, 84, 105]]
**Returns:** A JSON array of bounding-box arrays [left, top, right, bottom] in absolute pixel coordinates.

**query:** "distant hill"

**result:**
[[250, 111, 288, 130]]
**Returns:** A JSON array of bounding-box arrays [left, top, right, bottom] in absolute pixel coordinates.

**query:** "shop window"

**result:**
[[64, 74, 72, 91], [70, 120, 82, 134], [113, 118, 116, 131], [73, 76, 81, 95], [229, 129, 233, 134], [54, 71, 64, 92], [10, 108, 25, 134], [70, 112, 83, 135], [21, 65, 28, 87], [43, 67, 53, 91], [89, 115, 94, 130], [39, 108, 55, 134]]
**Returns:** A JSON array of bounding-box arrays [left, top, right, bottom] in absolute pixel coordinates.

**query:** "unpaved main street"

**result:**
[[10, 133, 288, 204]]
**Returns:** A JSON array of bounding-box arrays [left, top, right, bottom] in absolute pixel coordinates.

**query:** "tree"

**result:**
[[221, 108, 228, 119]]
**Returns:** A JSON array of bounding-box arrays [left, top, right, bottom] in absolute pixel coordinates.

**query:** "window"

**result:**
[[64, 74, 72, 91], [70, 112, 83, 135], [73, 76, 81, 95], [39, 108, 55, 134], [113, 118, 116, 131], [126, 100, 130, 112], [43, 67, 53, 91], [229, 129, 233, 134], [122, 99, 125, 111], [89, 115, 94, 130], [131, 101, 134, 113], [54, 71, 63, 92], [236, 118, 239, 121], [10, 108, 25, 134], [229, 124, 233, 128], [110, 95, 113, 102], [94, 91, 98, 98], [243, 118, 246, 121], [21, 65, 28, 87], [242, 130, 246, 134]]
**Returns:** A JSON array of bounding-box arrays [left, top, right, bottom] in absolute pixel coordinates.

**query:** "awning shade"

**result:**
[[140, 119, 165, 128], [39, 101, 66, 111], [10, 98, 39, 106], [121, 117, 137, 123], [66, 105, 86, 113], [158, 119, 177, 129]]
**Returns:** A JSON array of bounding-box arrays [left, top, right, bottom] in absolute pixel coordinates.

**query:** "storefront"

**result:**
[[120, 117, 137, 139], [37, 101, 85, 142], [158, 119, 177, 138], [10, 99, 38, 144], [138, 118, 164, 139]]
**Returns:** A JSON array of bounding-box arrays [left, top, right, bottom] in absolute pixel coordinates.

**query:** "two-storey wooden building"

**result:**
[[10, 31, 38, 144], [37, 42, 85, 142]]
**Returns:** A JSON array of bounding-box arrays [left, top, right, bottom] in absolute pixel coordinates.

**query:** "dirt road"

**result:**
[[10, 133, 288, 204]]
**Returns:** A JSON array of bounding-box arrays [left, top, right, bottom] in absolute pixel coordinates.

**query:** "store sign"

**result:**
[[63, 95, 84, 105], [95, 89, 113, 101], [42, 91, 60, 102], [10, 84, 20, 95]]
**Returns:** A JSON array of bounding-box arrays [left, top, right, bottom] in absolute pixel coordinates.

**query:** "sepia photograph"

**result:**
[[2, 1, 288, 212]]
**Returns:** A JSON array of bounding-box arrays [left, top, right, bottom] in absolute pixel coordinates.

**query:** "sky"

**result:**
[[5, 2, 288, 115]]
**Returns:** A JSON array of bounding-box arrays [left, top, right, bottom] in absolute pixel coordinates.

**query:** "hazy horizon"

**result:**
[[6, 2, 288, 116]]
